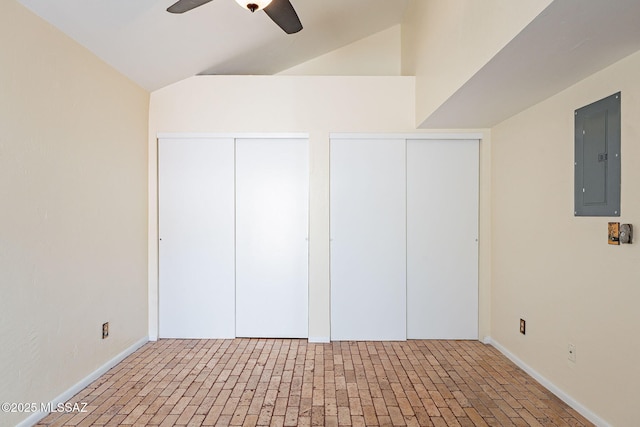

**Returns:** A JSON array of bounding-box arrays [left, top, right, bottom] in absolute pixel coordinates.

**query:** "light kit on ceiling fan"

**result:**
[[235, 0, 272, 12]]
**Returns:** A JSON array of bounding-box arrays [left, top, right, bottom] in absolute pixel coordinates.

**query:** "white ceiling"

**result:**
[[17, 0, 408, 91], [16, 0, 640, 128]]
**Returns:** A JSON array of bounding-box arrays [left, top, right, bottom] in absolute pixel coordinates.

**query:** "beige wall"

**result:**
[[491, 49, 640, 426], [0, 2, 149, 426], [279, 25, 401, 76], [401, 0, 551, 127]]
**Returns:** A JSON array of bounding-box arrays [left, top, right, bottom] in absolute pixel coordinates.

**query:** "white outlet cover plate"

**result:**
[[568, 343, 576, 362]]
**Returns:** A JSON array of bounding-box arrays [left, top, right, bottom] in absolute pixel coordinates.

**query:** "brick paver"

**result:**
[[35, 339, 593, 426]]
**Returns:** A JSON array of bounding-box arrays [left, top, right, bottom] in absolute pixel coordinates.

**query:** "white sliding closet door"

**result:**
[[330, 138, 407, 341], [407, 139, 479, 339], [158, 138, 236, 339], [235, 138, 309, 338]]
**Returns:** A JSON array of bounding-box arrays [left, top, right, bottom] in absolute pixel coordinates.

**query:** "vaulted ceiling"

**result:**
[[16, 0, 408, 91], [15, 0, 640, 128], [421, 0, 640, 128]]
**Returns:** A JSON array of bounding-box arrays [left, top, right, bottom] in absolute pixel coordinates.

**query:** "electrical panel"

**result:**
[[574, 92, 621, 216]]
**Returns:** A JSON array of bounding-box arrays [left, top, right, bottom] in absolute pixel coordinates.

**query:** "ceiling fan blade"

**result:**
[[167, 0, 214, 14], [263, 0, 303, 34]]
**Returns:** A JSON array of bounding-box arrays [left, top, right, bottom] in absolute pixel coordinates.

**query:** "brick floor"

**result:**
[[35, 339, 593, 426]]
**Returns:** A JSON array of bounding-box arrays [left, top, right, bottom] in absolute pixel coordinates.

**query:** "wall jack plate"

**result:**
[[620, 223, 633, 244], [519, 319, 526, 335], [568, 343, 576, 362], [102, 322, 109, 339]]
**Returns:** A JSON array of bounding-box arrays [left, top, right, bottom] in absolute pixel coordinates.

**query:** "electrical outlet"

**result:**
[[568, 343, 576, 362], [519, 319, 526, 335], [102, 322, 109, 339]]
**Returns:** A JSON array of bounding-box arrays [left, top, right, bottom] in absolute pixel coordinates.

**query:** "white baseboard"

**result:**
[[308, 336, 330, 343], [484, 336, 610, 427], [17, 336, 149, 427]]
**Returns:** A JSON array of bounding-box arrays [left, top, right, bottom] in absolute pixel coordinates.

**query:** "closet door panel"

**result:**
[[235, 138, 309, 338], [407, 139, 479, 339], [330, 138, 406, 341], [158, 138, 236, 339]]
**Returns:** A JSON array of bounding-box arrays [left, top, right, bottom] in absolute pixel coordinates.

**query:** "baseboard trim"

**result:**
[[308, 336, 330, 343], [484, 336, 610, 427], [17, 336, 149, 427]]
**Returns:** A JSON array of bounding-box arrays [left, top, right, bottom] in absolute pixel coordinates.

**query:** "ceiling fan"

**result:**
[[167, 0, 303, 34]]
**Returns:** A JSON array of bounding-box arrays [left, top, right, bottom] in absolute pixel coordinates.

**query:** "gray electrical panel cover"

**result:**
[[574, 92, 621, 216]]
